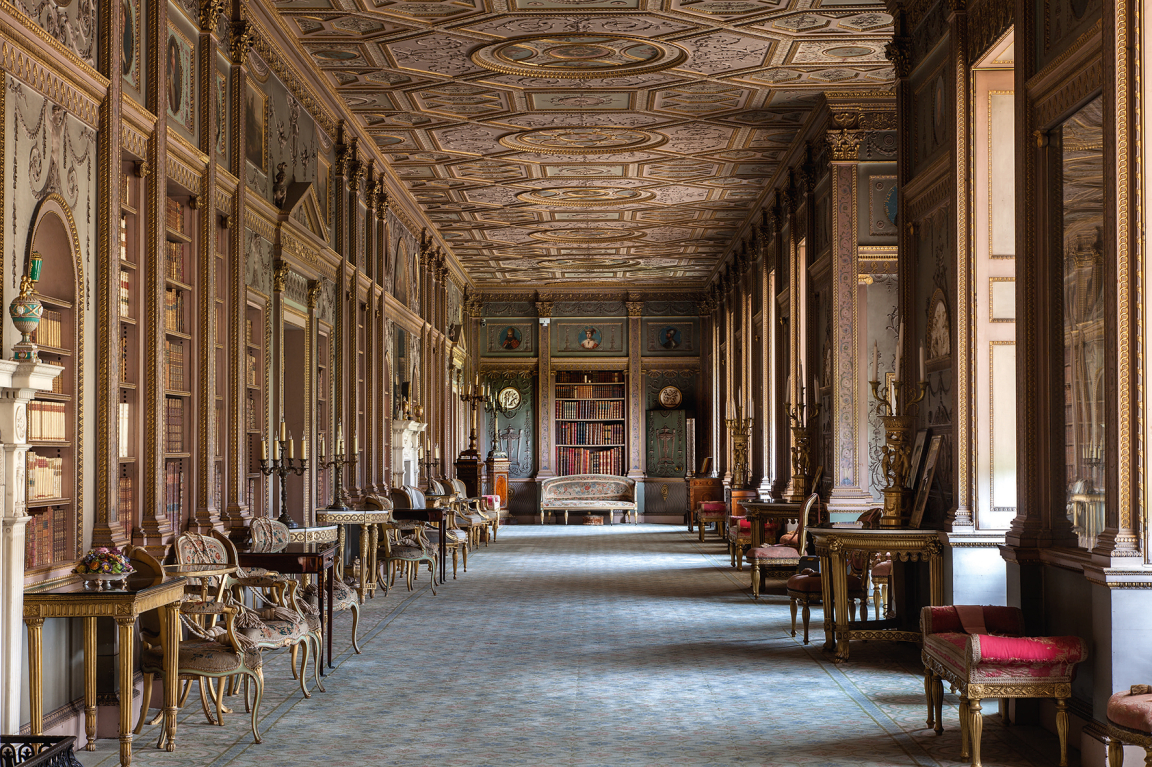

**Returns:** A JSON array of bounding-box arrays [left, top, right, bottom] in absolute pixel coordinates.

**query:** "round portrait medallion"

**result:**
[[658, 385, 683, 408]]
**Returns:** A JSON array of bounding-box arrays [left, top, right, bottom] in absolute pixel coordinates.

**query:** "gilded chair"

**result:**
[[1106, 686, 1152, 766], [695, 501, 727, 543], [136, 600, 266, 747], [451, 478, 498, 543], [921, 605, 1087, 767], [377, 522, 437, 594], [785, 559, 868, 644], [744, 493, 816, 596]]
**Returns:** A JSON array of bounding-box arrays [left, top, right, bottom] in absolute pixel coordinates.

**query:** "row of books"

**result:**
[[556, 384, 625, 400], [166, 242, 185, 283], [246, 392, 260, 431], [246, 318, 255, 347], [24, 506, 67, 570], [246, 350, 259, 387], [165, 398, 184, 453], [555, 400, 625, 420], [556, 421, 625, 446], [165, 340, 186, 390], [165, 288, 184, 333], [118, 475, 133, 536], [165, 460, 184, 519], [27, 452, 64, 500], [557, 446, 624, 477], [29, 401, 66, 441], [166, 198, 183, 234], [556, 371, 623, 384], [120, 216, 129, 263], [34, 309, 64, 349], [120, 269, 131, 317]]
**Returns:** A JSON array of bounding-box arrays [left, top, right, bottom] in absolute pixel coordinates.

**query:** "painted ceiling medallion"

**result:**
[[516, 187, 656, 206], [530, 228, 646, 243], [499, 127, 666, 154], [470, 35, 687, 79]]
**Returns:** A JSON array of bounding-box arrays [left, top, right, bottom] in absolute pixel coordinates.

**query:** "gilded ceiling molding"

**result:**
[[0, 36, 101, 126]]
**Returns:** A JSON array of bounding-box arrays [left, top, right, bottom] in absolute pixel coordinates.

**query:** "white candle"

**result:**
[[279, 420, 287, 442], [919, 343, 926, 382], [319, 435, 325, 457], [895, 321, 905, 381], [274, 439, 281, 459], [261, 440, 268, 460], [302, 437, 308, 459], [288, 436, 294, 460], [872, 342, 879, 382]]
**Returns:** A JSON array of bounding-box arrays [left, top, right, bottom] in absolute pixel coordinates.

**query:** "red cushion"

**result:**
[[921, 605, 1026, 637], [698, 501, 727, 512], [1109, 691, 1152, 733], [737, 519, 752, 531], [923, 630, 1087, 685], [974, 635, 1086, 667]]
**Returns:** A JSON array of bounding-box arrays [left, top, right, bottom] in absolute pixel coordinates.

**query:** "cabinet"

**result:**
[[645, 408, 686, 478]]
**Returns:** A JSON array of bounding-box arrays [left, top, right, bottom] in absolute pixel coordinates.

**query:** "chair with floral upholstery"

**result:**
[[377, 521, 437, 594], [744, 493, 815, 596], [695, 501, 727, 543], [1106, 685, 1152, 766], [921, 604, 1087, 767]]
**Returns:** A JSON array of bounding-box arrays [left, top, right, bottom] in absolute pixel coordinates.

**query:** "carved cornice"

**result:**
[[0, 36, 101, 126], [966, 0, 1012, 59], [242, 10, 337, 138], [885, 36, 914, 78], [199, 0, 225, 33]]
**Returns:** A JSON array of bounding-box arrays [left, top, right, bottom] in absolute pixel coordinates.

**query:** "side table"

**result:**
[[315, 509, 393, 602]]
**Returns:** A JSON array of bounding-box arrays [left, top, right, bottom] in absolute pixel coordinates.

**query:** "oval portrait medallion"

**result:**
[[470, 34, 687, 79], [529, 228, 645, 243]]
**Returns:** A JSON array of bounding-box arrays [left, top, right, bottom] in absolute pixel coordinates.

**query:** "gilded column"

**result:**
[[331, 130, 350, 501], [722, 268, 735, 486], [306, 280, 321, 518], [223, 15, 253, 526], [536, 296, 554, 479], [92, 0, 127, 546], [626, 295, 644, 479], [757, 215, 775, 497], [190, 0, 224, 532], [781, 184, 802, 500], [825, 126, 874, 512], [137, 0, 173, 549]]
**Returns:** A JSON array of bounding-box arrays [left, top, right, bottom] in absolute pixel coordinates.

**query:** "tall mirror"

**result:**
[[1058, 95, 1105, 549], [393, 325, 409, 420]]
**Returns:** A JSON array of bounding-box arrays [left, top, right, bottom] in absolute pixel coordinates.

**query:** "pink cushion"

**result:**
[[747, 545, 800, 559], [923, 629, 1087, 684], [697, 508, 726, 519], [974, 635, 1086, 667], [922, 605, 1026, 637], [698, 501, 727, 512], [871, 560, 892, 576], [1109, 690, 1152, 733]]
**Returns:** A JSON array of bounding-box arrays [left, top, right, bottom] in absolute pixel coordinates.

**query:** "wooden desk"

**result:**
[[315, 509, 392, 601], [738, 500, 806, 549], [237, 542, 337, 671], [808, 528, 944, 662], [23, 575, 187, 766], [391, 507, 448, 585]]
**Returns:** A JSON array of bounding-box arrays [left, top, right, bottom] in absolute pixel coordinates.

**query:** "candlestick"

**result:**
[[337, 421, 343, 444]]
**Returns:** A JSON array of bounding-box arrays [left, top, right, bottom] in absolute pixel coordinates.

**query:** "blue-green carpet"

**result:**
[[78, 524, 1069, 766]]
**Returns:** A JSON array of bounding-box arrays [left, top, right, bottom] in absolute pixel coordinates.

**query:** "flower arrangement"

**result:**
[[74, 547, 134, 576]]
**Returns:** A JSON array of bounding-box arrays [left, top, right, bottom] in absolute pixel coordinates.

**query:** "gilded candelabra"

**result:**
[[725, 404, 753, 489], [785, 393, 820, 502], [318, 445, 357, 510], [259, 439, 308, 529], [459, 385, 488, 457], [869, 378, 927, 528]]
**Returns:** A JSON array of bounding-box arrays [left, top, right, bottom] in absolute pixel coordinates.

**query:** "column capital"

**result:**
[[827, 129, 864, 162], [884, 36, 913, 79], [229, 21, 253, 65]]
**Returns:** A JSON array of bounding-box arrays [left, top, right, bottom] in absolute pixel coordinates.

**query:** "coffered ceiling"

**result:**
[[271, 0, 895, 288]]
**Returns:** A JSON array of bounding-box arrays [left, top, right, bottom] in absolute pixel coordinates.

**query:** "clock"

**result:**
[[658, 385, 682, 409], [497, 386, 522, 411]]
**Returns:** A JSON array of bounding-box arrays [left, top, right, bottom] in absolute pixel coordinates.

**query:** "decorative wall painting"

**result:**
[[910, 435, 943, 528], [245, 79, 267, 173], [166, 25, 194, 132]]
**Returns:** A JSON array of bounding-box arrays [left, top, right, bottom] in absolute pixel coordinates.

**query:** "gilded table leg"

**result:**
[[84, 616, 97, 750], [959, 695, 970, 758], [969, 698, 983, 767], [358, 523, 369, 603], [368, 524, 379, 597], [336, 525, 347, 586], [163, 604, 179, 751], [1056, 697, 1069, 767], [27, 617, 45, 736], [818, 553, 835, 652], [830, 550, 851, 662], [117, 616, 137, 767]]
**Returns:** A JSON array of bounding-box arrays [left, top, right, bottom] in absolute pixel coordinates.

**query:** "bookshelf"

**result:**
[[214, 217, 227, 512], [163, 196, 191, 528], [357, 301, 366, 493], [553, 370, 626, 477], [245, 303, 265, 513], [25, 244, 78, 574], [119, 164, 139, 540], [317, 329, 329, 506]]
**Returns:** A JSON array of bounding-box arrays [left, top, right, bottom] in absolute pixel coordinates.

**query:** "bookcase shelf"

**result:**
[[553, 370, 627, 477]]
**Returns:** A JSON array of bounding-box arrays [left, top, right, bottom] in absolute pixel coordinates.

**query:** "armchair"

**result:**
[[377, 522, 437, 594], [921, 605, 1087, 767], [744, 493, 815, 597]]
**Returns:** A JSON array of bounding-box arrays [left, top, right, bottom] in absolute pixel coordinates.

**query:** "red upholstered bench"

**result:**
[[1106, 685, 1152, 765], [695, 501, 727, 542], [921, 605, 1087, 767]]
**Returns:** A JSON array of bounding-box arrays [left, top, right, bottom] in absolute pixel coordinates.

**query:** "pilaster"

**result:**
[[536, 296, 554, 479], [627, 296, 644, 480]]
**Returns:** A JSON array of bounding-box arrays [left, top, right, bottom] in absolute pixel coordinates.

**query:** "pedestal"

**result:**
[[454, 454, 483, 498], [485, 453, 510, 508]]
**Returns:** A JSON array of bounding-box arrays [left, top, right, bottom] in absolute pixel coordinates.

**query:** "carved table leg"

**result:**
[[819, 553, 835, 653], [163, 604, 180, 751], [358, 523, 369, 604], [27, 617, 45, 736], [1056, 697, 1069, 767], [117, 616, 137, 767], [83, 616, 97, 750], [969, 697, 983, 767], [830, 549, 851, 662]]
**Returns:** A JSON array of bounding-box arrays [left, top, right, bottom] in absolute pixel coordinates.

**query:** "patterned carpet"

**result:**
[[78, 524, 1071, 766]]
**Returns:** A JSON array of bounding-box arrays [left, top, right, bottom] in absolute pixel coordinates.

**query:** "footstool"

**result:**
[[1107, 685, 1152, 765], [921, 605, 1087, 767], [582, 515, 604, 526]]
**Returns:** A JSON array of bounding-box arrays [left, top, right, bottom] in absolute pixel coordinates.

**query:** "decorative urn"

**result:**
[[10, 252, 43, 361]]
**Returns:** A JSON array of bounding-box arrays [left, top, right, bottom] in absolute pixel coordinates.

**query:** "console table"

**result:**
[[808, 528, 944, 663], [315, 509, 393, 601]]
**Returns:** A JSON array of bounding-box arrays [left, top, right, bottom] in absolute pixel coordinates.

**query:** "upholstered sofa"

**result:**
[[539, 474, 637, 525]]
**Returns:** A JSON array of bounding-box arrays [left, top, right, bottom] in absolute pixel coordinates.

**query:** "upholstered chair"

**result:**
[[921, 605, 1087, 767], [1106, 685, 1152, 765], [378, 522, 437, 594], [695, 501, 727, 543], [743, 493, 816, 596]]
